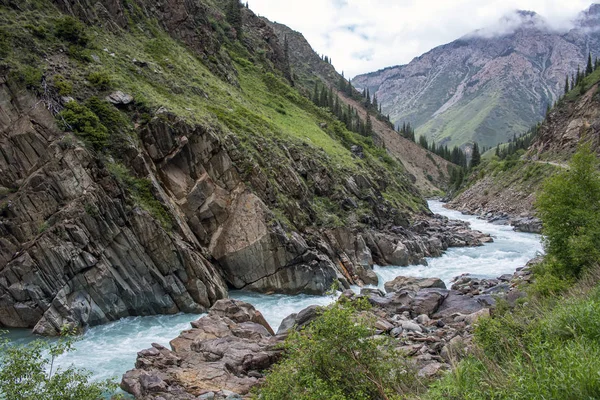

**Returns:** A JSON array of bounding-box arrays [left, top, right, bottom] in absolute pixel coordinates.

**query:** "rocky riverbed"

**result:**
[[121, 261, 535, 399]]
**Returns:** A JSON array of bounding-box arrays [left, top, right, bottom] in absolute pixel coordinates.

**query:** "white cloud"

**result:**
[[247, 0, 594, 77]]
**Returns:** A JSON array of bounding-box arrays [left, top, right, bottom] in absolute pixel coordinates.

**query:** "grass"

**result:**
[[426, 274, 600, 400], [0, 0, 426, 232]]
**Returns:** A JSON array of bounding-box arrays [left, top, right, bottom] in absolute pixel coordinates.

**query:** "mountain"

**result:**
[[267, 21, 455, 195], [353, 5, 600, 149], [0, 0, 466, 335]]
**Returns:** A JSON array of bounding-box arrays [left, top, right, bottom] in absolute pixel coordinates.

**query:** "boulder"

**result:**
[[384, 276, 447, 293], [276, 305, 320, 335], [122, 301, 283, 399], [105, 90, 134, 105], [411, 288, 449, 316]]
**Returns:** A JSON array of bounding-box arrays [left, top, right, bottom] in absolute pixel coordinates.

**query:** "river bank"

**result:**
[[6, 201, 543, 391]]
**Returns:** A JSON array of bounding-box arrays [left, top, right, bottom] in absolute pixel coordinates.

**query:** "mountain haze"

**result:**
[[354, 5, 600, 149]]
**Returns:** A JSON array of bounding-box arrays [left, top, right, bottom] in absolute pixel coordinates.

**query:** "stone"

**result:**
[[390, 327, 403, 337], [276, 305, 320, 335], [375, 319, 394, 332], [401, 321, 423, 333], [384, 276, 447, 293], [105, 90, 134, 105], [122, 301, 283, 398], [412, 288, 449, 316], [418, 362, 444, 378]]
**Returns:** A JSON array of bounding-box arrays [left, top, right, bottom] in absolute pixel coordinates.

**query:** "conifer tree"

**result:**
[[565, 75, 570, 95], [365, 113, 372, 136], [470, 142, 481, 169], [587, 52, 594, 75], [226, 0, 243, 39]]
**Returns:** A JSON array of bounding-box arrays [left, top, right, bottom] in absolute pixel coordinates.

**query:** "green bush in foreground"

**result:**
[[256, 299, 425, 400], [535, 144, 600, 277], [0, 333, 118, 399]]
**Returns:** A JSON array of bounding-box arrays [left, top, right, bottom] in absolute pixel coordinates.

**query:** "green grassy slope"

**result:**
[[0, 0, 426, 231]]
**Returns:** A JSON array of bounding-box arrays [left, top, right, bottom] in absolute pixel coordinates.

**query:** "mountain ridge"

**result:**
[[353, 4, 600, 149]]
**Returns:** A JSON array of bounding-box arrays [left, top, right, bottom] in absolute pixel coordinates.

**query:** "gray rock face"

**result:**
[[384, 276, 447, 293], [0, 80, 228, 335]]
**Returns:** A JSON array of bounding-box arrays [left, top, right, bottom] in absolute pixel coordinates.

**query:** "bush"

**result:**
[[11, 65, 43, 90], [87, 71, 112, 90], [53, 75, 73, 96], [57, 101, 108, 150], [107, 163, 172, 229], [256, 299, 425, 400], [54, 16, 88, 46], [0, 333, 118, 399], [535, 145, 600, 276]]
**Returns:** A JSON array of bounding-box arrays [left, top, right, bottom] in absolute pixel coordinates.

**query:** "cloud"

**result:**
[[247, 0, 593, 77]]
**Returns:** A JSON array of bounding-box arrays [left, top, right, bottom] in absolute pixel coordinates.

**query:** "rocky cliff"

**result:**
[[0, 0, 476, 335], [354, 6, 600, 149]]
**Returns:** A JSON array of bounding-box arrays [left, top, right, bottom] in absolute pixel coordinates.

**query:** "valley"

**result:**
[[1, 1, 600, 399]]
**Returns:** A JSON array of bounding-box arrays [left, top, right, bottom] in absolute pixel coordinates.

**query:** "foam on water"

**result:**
[[5, 200, 542, 386]]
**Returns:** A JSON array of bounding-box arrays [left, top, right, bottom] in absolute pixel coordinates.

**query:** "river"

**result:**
[[7, 200, 543, 387]]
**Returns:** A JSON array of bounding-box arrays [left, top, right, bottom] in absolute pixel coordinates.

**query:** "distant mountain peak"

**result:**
[[467, 9, 548, 39]]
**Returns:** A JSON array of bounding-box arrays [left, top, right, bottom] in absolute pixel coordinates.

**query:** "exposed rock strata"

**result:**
[[0, 74, 491, 334]]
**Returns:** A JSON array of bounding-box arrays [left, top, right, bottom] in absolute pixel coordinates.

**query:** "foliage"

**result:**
[[535, 144, 600, 277], [108, 163, 172, 229], [427, 283, 600, 400], [10, 65, 43, 90], [57, 101, 109, 150], [53, 75, 73, 96], [87, 71, 112, 90], [0, 332, 118, 399], [257, 299, 425, 400], [54, 16, 88, 46]]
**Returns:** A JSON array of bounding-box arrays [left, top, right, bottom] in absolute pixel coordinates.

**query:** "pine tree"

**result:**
[[565, 75, 570, 95], [587, 52, 594, 75], [226, 0, 243, 39], [470, 142, 481, 169], [365, 113, 372, 136], [312, 83, 319, 105]]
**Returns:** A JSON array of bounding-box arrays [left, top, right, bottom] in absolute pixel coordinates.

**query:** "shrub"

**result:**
[[54, 16, 88, 46], [256, 299, 425, 399], [53, 75, 73, 96], [87, 71, 111, 90], [107, 163, 172, 229], [0, 333, 118, 399], [57, 101, 108, 150], [535, 144, 600, 276], [11, 65, 43, 90]]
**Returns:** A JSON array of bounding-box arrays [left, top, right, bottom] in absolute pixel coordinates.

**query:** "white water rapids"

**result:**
[[7, 200, 543, 387]]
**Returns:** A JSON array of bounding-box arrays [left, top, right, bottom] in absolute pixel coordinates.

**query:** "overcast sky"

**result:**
[[248, 0, 594, 78]]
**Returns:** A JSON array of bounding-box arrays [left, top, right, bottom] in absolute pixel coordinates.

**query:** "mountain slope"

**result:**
[[268, 21, 455, 195], [448, 68, 600, 223], [0, 0, 477, 335], [354, 6, 600, 149]]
